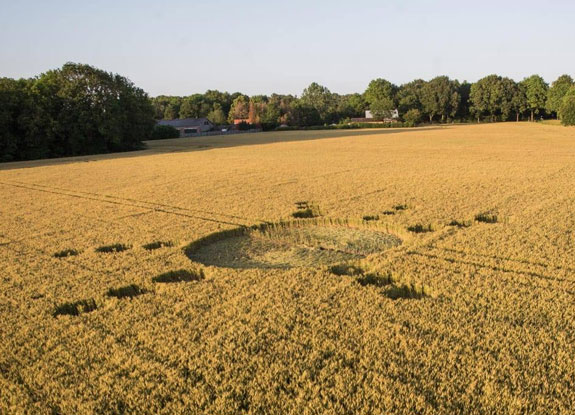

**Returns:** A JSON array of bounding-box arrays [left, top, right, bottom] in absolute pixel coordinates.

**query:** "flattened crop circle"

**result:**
[[185, 219, 402, 269]]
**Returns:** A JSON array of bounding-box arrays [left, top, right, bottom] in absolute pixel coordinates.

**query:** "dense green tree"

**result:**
[[420, 76, 460, 122], [470, 75, 501, 122], [364, 79, 397, 119], [560, 94, 575, 126], [369, 100, 396, 120], [0, 78, 37, 161], [331, 94, 365, 120], [259, 101, 281, 128], [34, 63, 153, 156], [564, 86, 575, 99], [0, 63, 154, 161], [287, 101, 321, 126], [300, 82, 336, 123], [396, 79, 425, 115], [403, 109, 422, 126], [499, 77, 524, 121], [204, 90, 233, 117], [152, 92, 235, 121], [151, 96, 173, 119], [207, 103, 227, 125], [456, 81, 472, 120], [469, 76, 525, 122], [469, 75, 517, 122], [521, 75, 548, 121], [509, 82, 528, 122], [345, 93, 367, 116], [546, 75, 574, 119], [179, 94, 209, 119], [268, 94, 297, 125], [163, 102, 178, 119], [178, 96, 196, 119]]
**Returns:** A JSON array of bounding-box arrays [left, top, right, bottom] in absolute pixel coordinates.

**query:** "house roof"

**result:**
[[157, 118, 212, 128]]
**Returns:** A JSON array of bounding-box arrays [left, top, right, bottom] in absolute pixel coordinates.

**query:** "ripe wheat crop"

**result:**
[[1, 123, 575, 414]]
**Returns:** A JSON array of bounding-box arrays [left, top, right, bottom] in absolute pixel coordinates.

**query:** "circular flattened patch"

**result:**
[[187, 223, 402, 269]]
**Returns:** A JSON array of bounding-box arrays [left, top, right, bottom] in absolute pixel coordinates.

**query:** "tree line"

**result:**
[[152, 74, 575, 128], [151, 87, 366, 129], [2, 63, 575, 162]]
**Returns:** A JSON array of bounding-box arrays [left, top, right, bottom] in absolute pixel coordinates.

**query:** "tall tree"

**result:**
[[345, 93, 367, 117], [228, 95, 249, 121], [287, 100, 321, 127], [36, 63, 154, 155], [164, 97, 181, 120], [499, 77, 522, 121], [247, 96, 268, 125], [269, 94, 297, 125], [560, 93, 575, 126], [150, 96, 172, 119], [1, 63, 154, 161], [260, 101, 281, 128], [203, 90, 233, 116], [469, 75, 519, 122], [456, 81, 472, 121], [521, 75, 548, 121], [509, 82, 528, 122], [396, 79, 425, 115], [334, 93, 366, 119], [179, 94, 209, 119], [207, 103, 226, 125], [470, 75, 501, 122], [420, 76, 460, 122], [364, 78, 397, 119], [0, 78, 36, 161], [300, 82, 335, 124], [546, 75, 574, 119], [564, 86, 575, 99]]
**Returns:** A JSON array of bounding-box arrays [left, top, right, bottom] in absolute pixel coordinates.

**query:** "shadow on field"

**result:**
[[0, 126, 444, 171], [143, 126, 444, 154]]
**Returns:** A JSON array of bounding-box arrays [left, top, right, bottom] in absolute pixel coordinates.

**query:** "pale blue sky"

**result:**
[[1, 0, 574, 96]]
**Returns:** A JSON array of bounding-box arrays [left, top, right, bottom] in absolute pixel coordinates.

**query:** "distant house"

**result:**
[[352, 109, 399, 123], [365, 109, 399, 120], [157, 118, 213, 137]]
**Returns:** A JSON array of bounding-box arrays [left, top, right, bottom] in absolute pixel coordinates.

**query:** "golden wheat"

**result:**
[[1, 123, 575, 414]]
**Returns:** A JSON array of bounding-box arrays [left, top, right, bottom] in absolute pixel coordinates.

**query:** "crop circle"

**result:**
[[186, 219, 402, 269]]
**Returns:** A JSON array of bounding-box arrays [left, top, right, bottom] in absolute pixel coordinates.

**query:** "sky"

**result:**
[[1, 0, 574, 97]]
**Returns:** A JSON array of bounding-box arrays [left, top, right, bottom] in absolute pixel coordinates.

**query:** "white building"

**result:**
[[365, 109, 399, 120]]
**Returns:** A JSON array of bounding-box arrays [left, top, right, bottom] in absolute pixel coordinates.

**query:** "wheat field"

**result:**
[[1, 123, 575, 414]]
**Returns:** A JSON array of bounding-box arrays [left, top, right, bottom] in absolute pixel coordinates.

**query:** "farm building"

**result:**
[[365, 109, 399, 120], [352, 109, 399, 123], [157, 118, 214, 137]]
